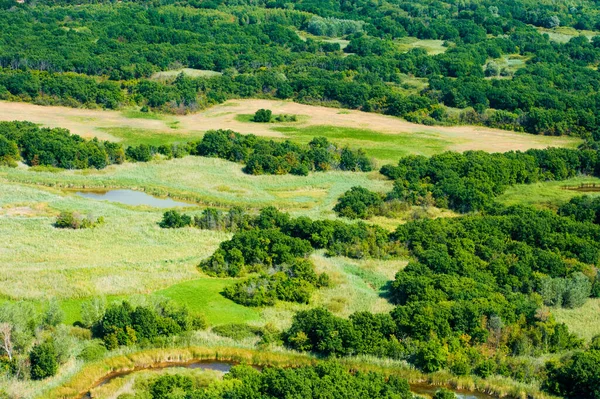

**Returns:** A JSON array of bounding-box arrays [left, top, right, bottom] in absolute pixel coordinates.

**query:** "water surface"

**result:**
[[75, 189, 195, 208]]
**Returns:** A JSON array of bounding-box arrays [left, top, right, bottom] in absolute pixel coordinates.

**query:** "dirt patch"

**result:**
[[0, 203, 51, 217], [0, 100, 579, 153]]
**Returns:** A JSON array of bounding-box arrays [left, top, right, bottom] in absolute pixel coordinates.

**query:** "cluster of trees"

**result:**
[[0, 121, 124, 169], [336, 147, 600, 216], [145, 363, 415, 399], [283, 307, 581, 378], [192, 130, 373, 175], [545, 339, 600, 399], [199, 228, 329, 306], [90, 300, 206, 349], [559, 195, 600, 225], [186, 203, 599, 384], [0, 300, 69, 381], [170, 205, 400, 259], [54, 211, 104, 229]]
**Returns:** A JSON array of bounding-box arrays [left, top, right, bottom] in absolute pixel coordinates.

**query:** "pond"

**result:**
[[81, 360, 497, 399], [75, 189, 196, 208]]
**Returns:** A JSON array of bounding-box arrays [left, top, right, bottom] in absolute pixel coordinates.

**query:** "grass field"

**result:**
[[0, 181, 228, 299], [151, 68, 223, 80], [396, 37, 448, 55], [275, 125, 454, 163], [553, 298, 600, 342], [497, 176, 600, 208], [0, 157, 392, 215]]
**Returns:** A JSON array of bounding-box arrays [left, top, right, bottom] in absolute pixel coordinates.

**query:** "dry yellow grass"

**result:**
[[0, 100, 579, 155]]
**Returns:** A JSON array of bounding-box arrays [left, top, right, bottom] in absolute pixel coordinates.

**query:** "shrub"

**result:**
[[252, 109, 272, 122], [333, 186, 383, 219], [54, 211, 103, 229], [29, 342, 58, 380], [159, 210, 192, 228]]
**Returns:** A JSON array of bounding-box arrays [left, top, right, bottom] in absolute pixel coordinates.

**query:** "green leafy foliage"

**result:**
[[378, 148, 600, 213], [29, 342, 58, 380], [54, 211, 104, 229], [193, 130, 373, 175], [252, 109, 272, 123], [91, 301, 206, 349]]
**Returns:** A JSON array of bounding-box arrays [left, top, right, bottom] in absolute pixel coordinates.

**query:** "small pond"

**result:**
[[75, 189, 195, 208]]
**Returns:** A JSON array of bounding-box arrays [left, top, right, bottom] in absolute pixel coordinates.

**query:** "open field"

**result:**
[[538, 26, 600, 43], [396, 37, 448, 54], [0, 157, 392, 215], [0, 100, 580, 164], [151, 68, 223, 80], [497, 176, 600, 208], [553, 298, 600, 342], [0, 181, 228, 299]]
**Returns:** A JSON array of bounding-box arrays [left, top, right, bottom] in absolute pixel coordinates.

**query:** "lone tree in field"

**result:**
[[252, 109, 272, 123]]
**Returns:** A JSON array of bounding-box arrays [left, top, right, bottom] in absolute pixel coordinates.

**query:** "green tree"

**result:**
[[29, 342, 58, 380]]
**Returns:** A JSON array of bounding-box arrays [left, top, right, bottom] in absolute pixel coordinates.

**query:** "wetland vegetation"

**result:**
[[0, 0, 600, 398]]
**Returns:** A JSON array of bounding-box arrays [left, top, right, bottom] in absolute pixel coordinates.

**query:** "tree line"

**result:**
[[334, 147, 600, 216]]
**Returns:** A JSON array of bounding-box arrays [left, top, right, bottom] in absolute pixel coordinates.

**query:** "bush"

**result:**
[[333, 186, 383, 219], [545, 350, 600, 399], [54, 211, 103, 229], [158, 210, 192, 228], [252, 109, 272, 123], [29, 342, 58, 380], [77, 341, 107, 362]]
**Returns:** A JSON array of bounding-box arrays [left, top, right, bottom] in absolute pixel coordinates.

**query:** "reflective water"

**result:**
[[75, 189, 195, 208], [82, 360, 496, 399]]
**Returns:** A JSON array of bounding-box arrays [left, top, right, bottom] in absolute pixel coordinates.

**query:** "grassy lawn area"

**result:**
[[0, 181, 227, 299]]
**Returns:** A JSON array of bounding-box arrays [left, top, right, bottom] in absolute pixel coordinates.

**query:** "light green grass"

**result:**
[[260, 253, 401, 330], [121, 109, 165, 120], [100, 127, 205, 147], [154, 278, 260, 325], [497, 176, 600, 208], [553, 298, 600, 342], [538, 26, 600, 43], [0, 181, 228, 299], [274, 125, 453, 164], [151, 68, 222, 80], [58, 278, 260, 326], [396, 37, 448, 55], [1, 157, 392, 217]]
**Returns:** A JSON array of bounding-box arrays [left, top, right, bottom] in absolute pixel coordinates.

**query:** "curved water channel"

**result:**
[[81, 360, 496, 399]]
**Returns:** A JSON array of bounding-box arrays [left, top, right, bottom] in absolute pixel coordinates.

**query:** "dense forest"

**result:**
[[1, 0, 600, 137]]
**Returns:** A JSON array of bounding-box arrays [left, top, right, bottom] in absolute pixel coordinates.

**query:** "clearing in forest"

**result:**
[[0, 100, 580, 163]]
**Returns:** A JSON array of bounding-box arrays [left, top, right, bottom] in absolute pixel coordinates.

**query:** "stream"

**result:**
[[81, 360, 497, 399]]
